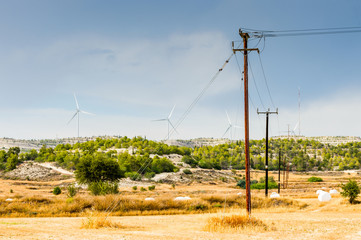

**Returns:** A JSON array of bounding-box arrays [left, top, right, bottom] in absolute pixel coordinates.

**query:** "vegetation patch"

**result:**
[[204, 215, 268, 232], [81, 213, 123, 229], [307, 176, 323, 182], [340, 179, 360, 204]]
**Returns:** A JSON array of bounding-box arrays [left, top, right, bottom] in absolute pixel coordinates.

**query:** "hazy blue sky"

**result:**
[[1, 0, 361, 140]]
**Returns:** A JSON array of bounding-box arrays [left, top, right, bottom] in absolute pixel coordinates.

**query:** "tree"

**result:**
[[340, 179, 360, 204], [75, 153, 124, 185], [6, 154, 19, 171]]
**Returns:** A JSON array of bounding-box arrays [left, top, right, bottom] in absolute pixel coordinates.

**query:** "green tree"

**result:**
[[340, 179, 360, 204], [75, 153, 124, 185], [6, 154, 19, 171]]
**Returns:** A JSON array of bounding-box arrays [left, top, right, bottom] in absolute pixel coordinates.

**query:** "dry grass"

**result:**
[[0, 193, 305, 217], [81, 212, 123, 229], [204, 214, 269, 233]]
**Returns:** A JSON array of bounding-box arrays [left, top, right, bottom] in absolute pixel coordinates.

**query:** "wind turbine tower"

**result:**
[[153, 105, 177, 140], [67, 93, 94, 140], [222, 111, 242, 141]]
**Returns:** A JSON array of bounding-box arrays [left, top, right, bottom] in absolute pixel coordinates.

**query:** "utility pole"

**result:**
[[232, 29, 259, 217], [278, 148, 281, 194], [257, 108, 278, 197], [283, 155, 286, 189]]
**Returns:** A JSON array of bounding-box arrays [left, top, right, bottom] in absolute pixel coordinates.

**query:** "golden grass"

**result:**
[[0, 193, 305, 217], [204, 214, 269, 233], [81, 212, 123, 229]]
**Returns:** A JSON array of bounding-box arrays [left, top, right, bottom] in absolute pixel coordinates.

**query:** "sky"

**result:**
[[0, 0, 361, 140]]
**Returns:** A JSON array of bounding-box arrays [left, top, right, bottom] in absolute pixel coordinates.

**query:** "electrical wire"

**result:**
[[257, 53, 276, 109], [168, 49, 237, 138], [242, 26, 361, 38], [248, 60, 266, 110]]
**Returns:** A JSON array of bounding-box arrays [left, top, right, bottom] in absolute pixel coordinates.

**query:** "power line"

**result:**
[[248, 59, 266, 110], [168, 50, 237, 138], [241, 26, 361, 38], [257, 53, 276, 109]]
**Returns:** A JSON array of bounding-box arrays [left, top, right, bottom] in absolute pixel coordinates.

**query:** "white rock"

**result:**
[[270, 192, 280, 198], [329, 189, 338, 194], [237, 192, 242, 196], [145, 197, 155, 201], [318, 192, 331, 202], [5, 198, 13, 202], [174, 196, 191, 201]]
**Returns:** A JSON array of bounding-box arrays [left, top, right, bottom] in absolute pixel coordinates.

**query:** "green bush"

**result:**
[[132, 186, 137, 191], [148, 185, 156, 191], [67, 184, 77, 198], [307, 176, 323, 182], [88, 181, 119, 195], [125, 172, 141, 181], [144, 171, 156, 180], [237, 179, 258, 189], [340, 179, 360, 204], [53, 186, 62, 195], [140, 187, 147, 192], [75, 153, 124, 184], [250, 182, 278, 190], [183, 169, 192, 174]]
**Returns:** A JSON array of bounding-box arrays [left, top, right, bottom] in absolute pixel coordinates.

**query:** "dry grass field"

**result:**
[[0, 170, 360, 239]]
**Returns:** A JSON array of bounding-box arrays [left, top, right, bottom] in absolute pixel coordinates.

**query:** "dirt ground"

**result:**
[[0, 208, 361, 240]]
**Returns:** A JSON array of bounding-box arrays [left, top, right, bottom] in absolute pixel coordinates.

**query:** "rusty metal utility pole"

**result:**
[[257, 108, 278, 197], [232, 29, 259, 216]]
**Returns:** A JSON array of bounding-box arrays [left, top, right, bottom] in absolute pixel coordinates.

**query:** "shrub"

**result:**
[[75, 153, 124, 185], [237, 179, 258, 189], [237, 179, 246, 189], [53, 186, 62, 195], [67, 184, 77, 198], [148, 185, 156, 191], [88, 181, 119, 196], [125, 172, 141, 181], [144, 171, 155, 180], [340, 179, 360, 204], [250, 182, 278, 190], [308, 176, 323, 182], [140, 187, 147, 192], [259, 176, 275, 183], [183, 169, 192, 175], [132, 186, 137, 191]]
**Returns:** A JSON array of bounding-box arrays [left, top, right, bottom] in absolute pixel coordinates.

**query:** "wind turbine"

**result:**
[[153, 105, 177, 140], [222, 111, 242, 141], [67, 93, 94, 140]]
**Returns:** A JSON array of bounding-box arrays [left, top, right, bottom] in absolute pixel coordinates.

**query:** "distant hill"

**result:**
[[1, 136, 360, 152]]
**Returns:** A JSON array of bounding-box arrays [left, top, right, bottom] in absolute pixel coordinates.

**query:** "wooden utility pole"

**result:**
[[257, 108, 278, 197], [278, 149, 281, 194], [232, 29, 259, 216]]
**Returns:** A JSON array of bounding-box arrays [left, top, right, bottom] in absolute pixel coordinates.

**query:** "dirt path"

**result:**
[[0, 210, 361, 240]]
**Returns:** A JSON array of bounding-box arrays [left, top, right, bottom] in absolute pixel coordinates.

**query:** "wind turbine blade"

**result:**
[[168, 105, 176, 119], [168, 120, 178, 134], [225, 110, 231, 125], [73, 93, 79, 110], [222, 126, 231, 138], [80, 110, 95, 115], [152, 119, 167, 122], [293, 121, 299, 132], [67, 112, 78, 125]]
